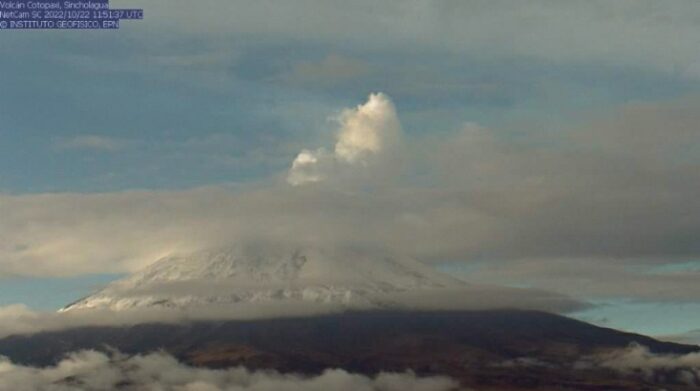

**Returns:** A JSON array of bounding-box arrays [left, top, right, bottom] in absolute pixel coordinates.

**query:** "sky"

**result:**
[[1, 0, 700, 339]]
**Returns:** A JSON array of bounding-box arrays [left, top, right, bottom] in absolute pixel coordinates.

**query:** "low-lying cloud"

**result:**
[[0, 350, 458, 391], [492, 344, 700, 387], [578, 344, 700, 386]]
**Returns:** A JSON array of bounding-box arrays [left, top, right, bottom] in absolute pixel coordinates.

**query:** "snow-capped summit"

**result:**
[[61, 246, 466, 312]]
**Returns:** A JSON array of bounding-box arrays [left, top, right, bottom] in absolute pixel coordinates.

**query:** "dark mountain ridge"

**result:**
[[1, 310, 698, 390]]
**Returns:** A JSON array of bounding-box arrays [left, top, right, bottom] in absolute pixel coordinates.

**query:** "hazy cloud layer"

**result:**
[[53, 135, 126, 152], [132, 1, 700, 79], [4, 1, 700, 195], [663, 330, 700, 346], [0, 281, 586, 338], [1, 93, 700, 306], [9, 1, 700, 80], [277, 54, 372, 88], [462, 258, 700, 303], [0, 350, 458, 391]]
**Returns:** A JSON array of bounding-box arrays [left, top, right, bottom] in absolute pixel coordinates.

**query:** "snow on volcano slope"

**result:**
[[61, 247, 467, 312]]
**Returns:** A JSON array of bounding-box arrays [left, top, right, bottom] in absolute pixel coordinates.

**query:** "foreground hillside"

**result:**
[[1, 310, 698, 390]]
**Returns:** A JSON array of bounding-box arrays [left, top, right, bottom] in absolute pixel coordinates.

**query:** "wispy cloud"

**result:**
[[278, 54, 371, 88], [54, 135, 126, 152], [139, 0, 700, 79]]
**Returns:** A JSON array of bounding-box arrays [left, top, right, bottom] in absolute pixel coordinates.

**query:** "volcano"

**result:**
[[61, 246, 466, 312], [3, 247, 698, 390], [59, 246, 585, 316]]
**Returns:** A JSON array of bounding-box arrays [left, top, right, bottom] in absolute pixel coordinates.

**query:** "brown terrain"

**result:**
[[0, 310, 697, 390]]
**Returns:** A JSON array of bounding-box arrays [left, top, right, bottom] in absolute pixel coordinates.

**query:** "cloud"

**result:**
[[2, 94, 700, 307], [54, 135, 126, 152], [0, 303, 355, 339], [130, 1, 700, 80], [0, 305, 44, 338], [656, 329, 700, 346], [287, 93, 401, 185], [0, 282, 586, 338], [488, 344, 700, 386], [279, 54, 371, 88], [287, 149, 329, 185], [0, 350, 458, 391], [660, 330, 700, 346], [459, 258, 700, 303], [334, 93, 401, 164], [576, 344, 700, 386], [6, 2, 700, 194]]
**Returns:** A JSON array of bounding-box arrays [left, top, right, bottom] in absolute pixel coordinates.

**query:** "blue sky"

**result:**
[[2, 0, 700, 339], [0, 274, 123, 310]]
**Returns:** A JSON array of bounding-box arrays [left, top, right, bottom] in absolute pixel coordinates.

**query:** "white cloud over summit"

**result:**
[[287, 93, 401, 185]]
